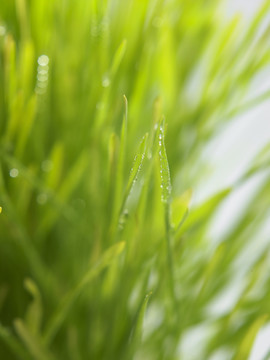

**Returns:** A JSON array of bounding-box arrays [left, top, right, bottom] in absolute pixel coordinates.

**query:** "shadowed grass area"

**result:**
[[1, 0, 270, 359]]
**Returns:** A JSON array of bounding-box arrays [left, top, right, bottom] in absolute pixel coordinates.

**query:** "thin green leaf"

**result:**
[[157, 119, 178, 313], [14, 319, 54, 360], [111, 39, 127, 77], [24, 278, 43, 335], [16, 94, 37, 157], [158, 119, 172, 205], [130, 291, 152, 345], [233, 314, 268, 360], [43, 241, 126, 346], [0, 324, 31, 360], [117, 95, 128, 201], [120, 132, 148, 216], [171, 188, 192, 230], [180, 188, 232, 233], [246, 142, 270, 178]]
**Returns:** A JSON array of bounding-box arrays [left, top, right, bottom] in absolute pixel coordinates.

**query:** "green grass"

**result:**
[[1, 0, 270, 359]]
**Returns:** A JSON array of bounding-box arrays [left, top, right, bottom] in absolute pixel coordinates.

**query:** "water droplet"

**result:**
[[37, 74, 48, 82], [36, 58, 49, 94], [36, 82, 47, 89], [37, 193, 48, 205], [37, 65, 49, 73], [96, 102, 104, 110], [0, 26, 6, 36], [159, 134, 162, 140], [37, 69, 48, 75], [159, 141, 162, 146], [38, 55, 49, 66], [9, 168, 19, 178], [35, 87, 46, 95], [102, 75, 110, 87]]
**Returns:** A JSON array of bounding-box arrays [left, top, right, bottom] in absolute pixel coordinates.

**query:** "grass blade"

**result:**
[[171, 188, 192, 231], [14, 319, 54, 360], [43, 241, 126, 346], [157, 119, 177, 311], [233, 314, 268, 360], [0, 324, 31, 360], [119, 132, 148, 218]]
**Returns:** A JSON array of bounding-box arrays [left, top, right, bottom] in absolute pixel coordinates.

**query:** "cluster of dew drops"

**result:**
[[129, 150, 145, 192], [158, 124, 171, 203], [35, 55, 49, 95]]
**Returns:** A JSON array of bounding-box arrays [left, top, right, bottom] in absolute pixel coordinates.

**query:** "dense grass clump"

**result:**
[[1, 0, 270, 359]]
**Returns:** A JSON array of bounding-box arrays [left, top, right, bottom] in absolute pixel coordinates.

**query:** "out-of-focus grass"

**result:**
[[0, 0, 270, 359]]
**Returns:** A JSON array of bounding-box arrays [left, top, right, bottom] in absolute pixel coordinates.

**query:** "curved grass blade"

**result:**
[[119, 132, 148, 218], [14, 319, 54, 360], [131, 291, 152, 345], [24, 278, 43, 335], [111, 39, 127, 77], [158, 119, 171, 206], [43, 241, 126, 346], [233, 314, 268, 360], [180, 188, 232, 234], [157, 119, 177, 311], [15, 95, 37, 157], [110, 96, 129, 234], [127, 291, 153, 360], [171, 188, 192, 231], [95, 40, 127, 128], [244, 142, 270, 179], [0, 324, 31, 360], [117, 95, 128, 206], [38, 150, 89, 233]]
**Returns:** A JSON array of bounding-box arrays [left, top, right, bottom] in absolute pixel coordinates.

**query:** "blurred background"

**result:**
[[192, 1, 270, 359], [0, 0, 270, 359]]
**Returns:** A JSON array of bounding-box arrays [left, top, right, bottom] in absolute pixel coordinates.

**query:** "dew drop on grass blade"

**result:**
[[110, 97, 128, 233], [130, 291, 152, 346], [120, 132, 148, 217], [117, 95, 128, 197], [157, 119, 178, 311], [158, 120, 171, 205], [95, 40, 127, 129]]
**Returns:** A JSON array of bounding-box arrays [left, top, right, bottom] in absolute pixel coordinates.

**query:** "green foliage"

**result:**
[[0, 0, 270, 359]]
